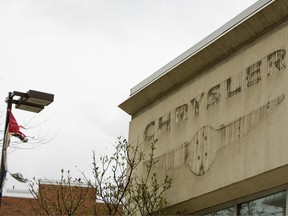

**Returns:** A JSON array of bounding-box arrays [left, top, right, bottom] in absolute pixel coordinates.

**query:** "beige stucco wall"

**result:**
[[128, 20, 288, 213]]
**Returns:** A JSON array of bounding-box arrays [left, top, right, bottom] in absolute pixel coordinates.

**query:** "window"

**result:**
[[203, 206, 235, 216], [194, 187, 287, 216], [239, 191, 286, 216]]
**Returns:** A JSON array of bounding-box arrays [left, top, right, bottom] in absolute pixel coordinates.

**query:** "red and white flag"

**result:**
[[8, 110, 28, 143]]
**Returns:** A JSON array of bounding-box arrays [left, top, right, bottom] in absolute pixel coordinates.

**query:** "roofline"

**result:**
[[130, 0, 274, 96], [120, 0, 288, 115]]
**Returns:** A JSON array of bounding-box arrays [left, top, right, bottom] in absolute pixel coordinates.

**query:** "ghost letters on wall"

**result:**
[[143, 49, 286, 141], [142, 49, 286, 176]]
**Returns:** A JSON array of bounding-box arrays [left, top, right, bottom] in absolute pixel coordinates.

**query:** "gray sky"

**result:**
[[0, 0, 257, 193]]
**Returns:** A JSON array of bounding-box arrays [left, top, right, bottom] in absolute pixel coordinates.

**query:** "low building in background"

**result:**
[[119, 0, 288, 215], [0, 182, 108, 215], [0, 189, 35, 216]]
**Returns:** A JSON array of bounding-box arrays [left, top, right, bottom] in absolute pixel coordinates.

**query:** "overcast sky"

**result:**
[[0, 0, 258, 193]]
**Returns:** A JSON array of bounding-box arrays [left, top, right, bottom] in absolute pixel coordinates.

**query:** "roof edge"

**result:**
[[129, 0, 274, 96]]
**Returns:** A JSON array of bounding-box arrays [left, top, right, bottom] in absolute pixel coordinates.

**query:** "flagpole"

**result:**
[[0, 92, 12, 207]]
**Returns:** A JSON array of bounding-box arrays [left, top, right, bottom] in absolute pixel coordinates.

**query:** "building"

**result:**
[[119, 0, 288, 215], [0, 182, 100, 216], [0, 191, 36, 216]]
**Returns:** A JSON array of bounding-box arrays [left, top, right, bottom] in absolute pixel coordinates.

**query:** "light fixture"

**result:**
[[14, 90, 54, 113]]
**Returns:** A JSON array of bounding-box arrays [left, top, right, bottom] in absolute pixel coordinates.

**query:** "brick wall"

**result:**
[[0, 196, 37, 216], [0, 183, 111, 216]]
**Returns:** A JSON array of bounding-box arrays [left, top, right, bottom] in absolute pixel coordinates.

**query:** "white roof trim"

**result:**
[[130, 0, 274, 96]]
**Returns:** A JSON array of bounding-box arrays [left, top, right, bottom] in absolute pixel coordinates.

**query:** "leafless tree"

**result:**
[[29, 137, 173, 215], [85, 137, 173, 216], [29, 169, 96, 216]]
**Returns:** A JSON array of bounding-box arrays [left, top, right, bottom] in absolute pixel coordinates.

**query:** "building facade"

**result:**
[[119, 0, 288, 215], [0, 183, 97, 216]]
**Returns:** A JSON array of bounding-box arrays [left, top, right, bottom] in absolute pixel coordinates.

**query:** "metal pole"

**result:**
[[0, 92, 12, 207]]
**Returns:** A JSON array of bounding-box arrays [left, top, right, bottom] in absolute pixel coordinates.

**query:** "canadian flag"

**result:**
[[8, 110, 28, 143]]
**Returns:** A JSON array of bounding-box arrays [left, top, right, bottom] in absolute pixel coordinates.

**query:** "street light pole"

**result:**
[[0, 90, 54, 206], [0, 93, 13, 207]]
